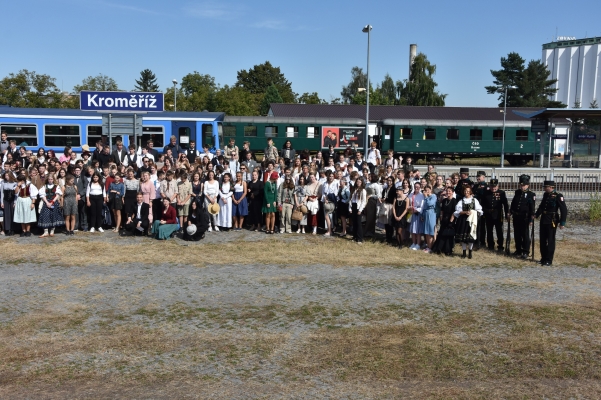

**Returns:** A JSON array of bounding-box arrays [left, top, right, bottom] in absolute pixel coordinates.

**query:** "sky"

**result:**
[[2, 0, 601, 108]]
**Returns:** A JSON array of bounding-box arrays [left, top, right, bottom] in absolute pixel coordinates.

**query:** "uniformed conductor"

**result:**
[[535, 180, 568, 266], [481, 178, 509, 251], [509, 174, 536, 259]]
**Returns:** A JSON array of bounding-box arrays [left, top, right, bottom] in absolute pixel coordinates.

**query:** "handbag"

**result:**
[[299, 205, 308, 214], [292, 208, 303, 221]]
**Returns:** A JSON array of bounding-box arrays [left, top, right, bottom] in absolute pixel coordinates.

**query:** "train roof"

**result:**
[[268, 104, 545, 123], [0, 107, 224, 121], [223, 116, 365, 125]]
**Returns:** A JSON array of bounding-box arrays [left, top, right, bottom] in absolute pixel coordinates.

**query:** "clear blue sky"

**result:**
[[2, 0, 600, 107]]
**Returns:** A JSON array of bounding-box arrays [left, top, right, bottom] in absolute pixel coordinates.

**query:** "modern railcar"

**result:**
[[0, 107, 225, 153]]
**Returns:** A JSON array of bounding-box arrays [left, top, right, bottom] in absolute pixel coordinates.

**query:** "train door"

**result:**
[[171, 121, 196, 150], [201, 122, 223, 151]]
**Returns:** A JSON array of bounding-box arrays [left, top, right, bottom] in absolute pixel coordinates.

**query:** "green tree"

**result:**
[[236, 61, 295, 103], [213, 85, 260, 116], [298, 92, 327, 104], [397, 53, 446, 106], [179, 71, 218, 111], [378, 74, 397, 105], [485, 53, 564, 108], [134, 69, 159, 92], [0, 69, 63, 108], [259, 84, 283, 115], [73, 74, 119, 92], [340, 66, 367, 104]]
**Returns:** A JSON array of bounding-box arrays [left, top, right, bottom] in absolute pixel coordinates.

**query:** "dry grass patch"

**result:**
[[3, 235, 597, 268], [288, 301, 601, 382]]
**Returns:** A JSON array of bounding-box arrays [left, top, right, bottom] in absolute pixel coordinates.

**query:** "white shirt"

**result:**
[[366, 148, 380, 164], [86, 182, 106, 197], [39, 184, 63, 198]]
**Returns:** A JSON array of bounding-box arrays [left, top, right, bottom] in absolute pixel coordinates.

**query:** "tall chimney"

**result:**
[[409, 44, 417, 80]]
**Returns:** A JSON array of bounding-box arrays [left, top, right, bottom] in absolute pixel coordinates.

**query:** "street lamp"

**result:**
[[499, 85, 518, 167], [172, 79, 178, 111], [362, 24, 372, 151]]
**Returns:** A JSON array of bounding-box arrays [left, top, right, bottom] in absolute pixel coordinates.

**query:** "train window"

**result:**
[[306, 126, 316, 138], [446, 129, 459, 140], [223, 125, 237, 137], [217, 123, 224, 149], [493, 129, 503, 140], [44, 125, 81, 147], [141, 126, 164, 149], [516, 129, 529, 141], [400, 128, 412, 140], [87, 126, 104, 147], [286, 126, 298, 138], [469, 129, 483, 140], [202, 124, 214, 147], [424, 128, 436, 140], [265, 126, 278, 138], [244, 126, 257, 137], [0, 124, 38, 147]]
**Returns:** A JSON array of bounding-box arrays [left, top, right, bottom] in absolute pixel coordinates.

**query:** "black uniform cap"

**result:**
[[489, 178, 499, 186], [543, 180, 555, 187], [477, 170, 486, 176], [519, 174, 530, 184], [459, 167, 469, 174]]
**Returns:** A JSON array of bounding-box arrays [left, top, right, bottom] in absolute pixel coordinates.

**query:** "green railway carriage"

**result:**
[[222, 116, 365, 152]]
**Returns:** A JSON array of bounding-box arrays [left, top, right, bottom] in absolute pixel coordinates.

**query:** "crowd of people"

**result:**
[[0, 132, 568, 265]]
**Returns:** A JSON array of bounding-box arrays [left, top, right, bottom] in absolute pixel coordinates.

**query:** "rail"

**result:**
[[430, 167, 601, 200]]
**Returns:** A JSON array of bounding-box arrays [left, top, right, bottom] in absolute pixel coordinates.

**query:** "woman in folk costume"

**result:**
[[13, 174, 38, 237], [453, 186, 483, 259], [217, 172, 233, 229], [38, 173, 65, 237]]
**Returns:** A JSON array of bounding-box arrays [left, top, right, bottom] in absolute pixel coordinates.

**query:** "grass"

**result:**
[[590, 193, 601, 222], [0, 233, 598, 268]]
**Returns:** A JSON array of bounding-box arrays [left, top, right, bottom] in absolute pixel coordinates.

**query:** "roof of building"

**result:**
[[268, 104, 542, 123]]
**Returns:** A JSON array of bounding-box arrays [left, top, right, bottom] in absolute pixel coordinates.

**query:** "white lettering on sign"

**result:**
[[115, 98, 128, 107], [557, 36, 576, 41], [105, 98, 114, 107], [84, 93, 159, 109], [87, 94, 98, 106]]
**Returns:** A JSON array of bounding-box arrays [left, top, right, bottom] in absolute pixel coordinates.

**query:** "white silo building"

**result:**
[[542, 36, 601, 108]]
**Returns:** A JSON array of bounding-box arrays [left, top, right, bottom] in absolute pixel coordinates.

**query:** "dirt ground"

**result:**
[[1, 220, 600, 399]]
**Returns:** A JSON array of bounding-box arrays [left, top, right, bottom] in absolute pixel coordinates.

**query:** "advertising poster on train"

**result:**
[[321, 127, 364, 149]]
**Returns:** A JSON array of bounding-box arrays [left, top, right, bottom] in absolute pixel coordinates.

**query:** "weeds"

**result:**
[[590, 193, 601, 222]]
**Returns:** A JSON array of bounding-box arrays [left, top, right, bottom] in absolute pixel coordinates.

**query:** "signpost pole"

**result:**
[[548, 129, 553, 168], [134, 113, 137, 150], [539, 127, 545, 168], [108, 114, 112, 151]]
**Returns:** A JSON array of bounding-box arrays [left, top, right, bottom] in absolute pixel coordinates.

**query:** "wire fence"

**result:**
[[433, 167, 601, 200]]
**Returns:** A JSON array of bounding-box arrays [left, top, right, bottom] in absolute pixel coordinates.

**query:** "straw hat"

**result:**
[[208, 202, 220, 215]]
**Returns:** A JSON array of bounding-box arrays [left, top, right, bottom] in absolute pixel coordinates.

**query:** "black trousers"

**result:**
[[125, 218, 149, 235], [88, 194, 104, 229], [485, 214, 504, 249], [152, 198, 163, 222], [352, 203, 363, 242], [539, 223, 557, 264], [513, 216, 531, 255], [477, 215, 486, 246], [77, 198, 88, 230]]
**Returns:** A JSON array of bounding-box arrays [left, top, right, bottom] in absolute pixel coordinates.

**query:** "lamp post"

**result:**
[[500, 85, 517, 167], [172, 79, 178, 111], [362, 24, 372, 151]]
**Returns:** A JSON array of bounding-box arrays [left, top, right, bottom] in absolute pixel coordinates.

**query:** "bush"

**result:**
[[590, 194, 601, 222]]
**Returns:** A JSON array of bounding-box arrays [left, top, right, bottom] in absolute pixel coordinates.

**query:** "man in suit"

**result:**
[[124, 192, 150, 236], [146, 140, 160, 160], [111, 141, 127, 166], [185, 140, 200, 164], [73, 166, 89, 231], [0, 131, 8, 155]]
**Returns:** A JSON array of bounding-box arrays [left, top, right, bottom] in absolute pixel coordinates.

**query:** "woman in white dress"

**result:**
[[13, 174, 38, 237], [203, 170, 220, 232], [217, 172, 233, 229], [453, 186, 483, 259]]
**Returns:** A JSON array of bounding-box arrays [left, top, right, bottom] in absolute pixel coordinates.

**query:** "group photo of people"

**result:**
[[0, 133, 567, 264]]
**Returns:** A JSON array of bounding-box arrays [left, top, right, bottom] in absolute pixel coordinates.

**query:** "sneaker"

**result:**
[[423, 248, 431, 253], [98, 227, 104, 233], [89, 228, 95, 233], [323, 233, 331, 237], [411, 244, 419, 250], [214, 226, 220, 232], [208, 227, 213, 232]]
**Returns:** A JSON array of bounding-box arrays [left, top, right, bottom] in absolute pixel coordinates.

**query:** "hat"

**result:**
[[489, 178, 499, 186], [270, 171, 279, 180], [460, 167, 469, 174], [186, 225, 197, 236], [208, 203, 220, 215], [477, 170, 486, 177], [519, 174, 530, 184], [81, 144, 90, 152], [543, 180, 555, 187]]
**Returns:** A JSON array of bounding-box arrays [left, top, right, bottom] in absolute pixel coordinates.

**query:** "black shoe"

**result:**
[[512, 251, 521, 257], [20, 232, 25, 237], [521, 253, 528, 260], [468, 250, 473, 259], [498, 246, 504, 252], [539, 259, 545, 265], [461, 250, 467, 259], [543, 261, 552, 266]]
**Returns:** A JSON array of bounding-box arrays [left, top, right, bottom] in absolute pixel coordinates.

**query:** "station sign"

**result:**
[[80, 91, 164, 112], [530, 119, 548, 132], [576, 133, 597, 140]]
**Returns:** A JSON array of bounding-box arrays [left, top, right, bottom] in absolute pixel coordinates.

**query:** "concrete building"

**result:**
[[543, 36, 601, 108]]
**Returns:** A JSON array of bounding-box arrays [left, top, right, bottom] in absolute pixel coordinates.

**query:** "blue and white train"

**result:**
[[0, 107, 225, 153]]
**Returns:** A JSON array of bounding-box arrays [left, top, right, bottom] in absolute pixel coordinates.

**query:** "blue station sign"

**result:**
[[80, 91, 164, 112]]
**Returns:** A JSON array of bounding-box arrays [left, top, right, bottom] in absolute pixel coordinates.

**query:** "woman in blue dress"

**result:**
[[38, 174, 65, 237], [420, 185, 438, 253], [232, 171, 248, 230]]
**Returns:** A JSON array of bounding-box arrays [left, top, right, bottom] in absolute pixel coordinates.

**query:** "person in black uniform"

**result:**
[[472, 170, 488, 250], [509, 174, 536, 259], [535, 180, 568, 266], [481, 178, 509, 251], [455, 167, 473, 200]]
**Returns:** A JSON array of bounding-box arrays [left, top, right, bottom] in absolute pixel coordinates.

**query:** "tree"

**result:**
[[236, 61, 295, 103], [298, 92, 327, 104], [213, 85, 260, 116], [73, 74, 119, 92], [179, 71, 218, 111], [259, 84, 283, 115], [397, 53, 446, 106], [340, 66, 367, 104], [0, 69, 63, 108], [134, 69, 159, 92], [378, 74, 397, 105], [486, 52, 565, 108]]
